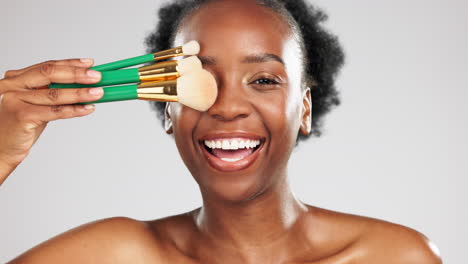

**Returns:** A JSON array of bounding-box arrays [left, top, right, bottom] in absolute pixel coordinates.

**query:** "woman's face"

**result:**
[[168, 0, 311, 202]]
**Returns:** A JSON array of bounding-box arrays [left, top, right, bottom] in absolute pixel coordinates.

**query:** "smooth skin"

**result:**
[[2, 0, 442, 263]]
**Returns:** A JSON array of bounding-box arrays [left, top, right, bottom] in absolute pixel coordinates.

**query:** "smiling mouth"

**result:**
[[199, 137, 265, 172], [203, 138, 262, 161]]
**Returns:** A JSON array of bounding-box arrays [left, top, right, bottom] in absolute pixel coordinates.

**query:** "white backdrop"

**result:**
[[1, 0, 466, 263]]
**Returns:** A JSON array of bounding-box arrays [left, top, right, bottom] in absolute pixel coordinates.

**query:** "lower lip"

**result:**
[[200, 142, 264, 172]]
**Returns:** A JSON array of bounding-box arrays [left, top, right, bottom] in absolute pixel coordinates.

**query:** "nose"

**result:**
[[207, 79, 251, 122]]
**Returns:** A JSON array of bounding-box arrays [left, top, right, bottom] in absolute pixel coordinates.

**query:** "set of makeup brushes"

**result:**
[[50, 41, 218, 111]]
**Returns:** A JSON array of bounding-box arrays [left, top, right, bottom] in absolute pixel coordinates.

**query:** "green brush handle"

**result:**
[[91, 54, 155, 71], [49, 69, 140, 89], [79, 84, 138, 104]]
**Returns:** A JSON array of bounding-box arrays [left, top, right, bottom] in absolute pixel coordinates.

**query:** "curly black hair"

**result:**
[[145, 0, 345, 138]]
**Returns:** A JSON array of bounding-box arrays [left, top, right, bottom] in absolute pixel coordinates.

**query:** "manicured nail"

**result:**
[[84, 104, 95, 110], [80, 58, 94, 65], [87, 70, 101, 79], [89, 87, 103, 96]]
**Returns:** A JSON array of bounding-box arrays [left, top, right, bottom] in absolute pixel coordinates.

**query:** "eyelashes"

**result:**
[[249, 73, 283, 90], [203, 67, 284, 89], [251, 78, 280, 86]]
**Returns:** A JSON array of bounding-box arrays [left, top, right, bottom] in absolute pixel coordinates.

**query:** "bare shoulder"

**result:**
[[306, 206, 442, 263], [145, 211, 199, 258], [358, 218, 443, 263], [8, 217, 164, 264]]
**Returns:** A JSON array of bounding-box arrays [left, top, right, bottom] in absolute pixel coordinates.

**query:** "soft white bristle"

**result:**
[[177, 56, 202, 75], [182, 40, 200, 55], [177, 69, 218, 111]]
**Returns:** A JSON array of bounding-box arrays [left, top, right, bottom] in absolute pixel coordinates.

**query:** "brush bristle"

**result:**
[[177, 56, 202, 75], [177, 69, 218, 111], [182, 40, 200, 55]]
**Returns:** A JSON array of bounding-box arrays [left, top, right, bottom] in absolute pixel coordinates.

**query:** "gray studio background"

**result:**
[[1, 0, 466, 263]]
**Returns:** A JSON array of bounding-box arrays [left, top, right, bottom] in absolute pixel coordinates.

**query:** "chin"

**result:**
[[196, 170, 274, 204]]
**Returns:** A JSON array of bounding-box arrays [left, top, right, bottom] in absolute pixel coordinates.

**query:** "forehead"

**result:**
[[174, 0, 294, 59]]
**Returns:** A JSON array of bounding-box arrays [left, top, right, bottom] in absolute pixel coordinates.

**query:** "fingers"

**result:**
[[3, 58, 94, 79], [0, 59, 100, 177], [0, 59, 99, 94], [13, 87, 104, 106], [3, 64, 101, 92]]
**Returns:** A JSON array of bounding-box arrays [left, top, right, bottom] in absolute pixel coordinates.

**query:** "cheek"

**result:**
[[254, 88, 302, 141], [171, 103, 200, 132]]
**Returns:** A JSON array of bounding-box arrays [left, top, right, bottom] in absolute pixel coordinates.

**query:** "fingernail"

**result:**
[[80, 58, 94, 65], [87, 70, 101, 79], [84, 104, 95, 110], [89, 87, 103, 96]]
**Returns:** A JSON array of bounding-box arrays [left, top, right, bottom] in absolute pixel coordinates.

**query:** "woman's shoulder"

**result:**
[[8, 217, 165, 263], [306, 206, 443, 263]]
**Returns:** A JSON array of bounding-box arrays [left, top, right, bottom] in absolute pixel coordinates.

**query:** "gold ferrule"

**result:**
[[137, 79, 178, 102], [139, 60, 178, 74], [138, 71, 180, 82], [152, 47, 184, 61], [138, 60, 179, 82]]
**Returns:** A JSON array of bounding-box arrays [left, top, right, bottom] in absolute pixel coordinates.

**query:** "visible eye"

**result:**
[[248, 72, 284, 91], [252, 78, 280, 85]]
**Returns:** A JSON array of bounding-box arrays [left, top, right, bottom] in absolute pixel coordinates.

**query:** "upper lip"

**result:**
[[199, 131, 266, 142]]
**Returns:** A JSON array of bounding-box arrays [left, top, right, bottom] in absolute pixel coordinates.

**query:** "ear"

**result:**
[[164, 103, 173, 134], [299, 88, 312, 136]]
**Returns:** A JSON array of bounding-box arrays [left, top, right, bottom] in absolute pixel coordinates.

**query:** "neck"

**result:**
[[194, 178, 308, 249]]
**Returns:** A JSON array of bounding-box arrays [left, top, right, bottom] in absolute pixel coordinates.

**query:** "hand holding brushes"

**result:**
[[49, 41, 219, 112]]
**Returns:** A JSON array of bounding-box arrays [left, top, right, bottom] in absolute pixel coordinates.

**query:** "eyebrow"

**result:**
[[198, 53, 284, 66]]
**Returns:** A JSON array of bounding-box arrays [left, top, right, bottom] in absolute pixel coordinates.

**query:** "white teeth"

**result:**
[[204, 138, 261, 150], [239, 141, 245, 149], [221, 157, 243, 162], [222, 140, 230, 149], [231, 140, 239, 149]]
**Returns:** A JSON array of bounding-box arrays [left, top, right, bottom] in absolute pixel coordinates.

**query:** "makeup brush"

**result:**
[[90, 40, 200, 71], [49, 56, 202, 88], [80, 69, 218, 112]]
